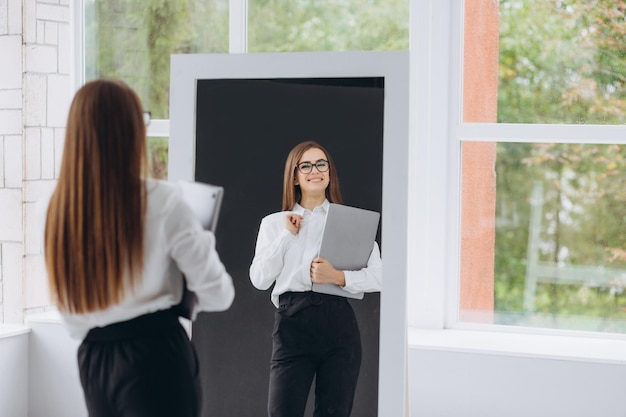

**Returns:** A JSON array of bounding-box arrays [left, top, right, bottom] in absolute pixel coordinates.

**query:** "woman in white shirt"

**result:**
[[250, 141, 382, 417], [44, 79, 234, 417]]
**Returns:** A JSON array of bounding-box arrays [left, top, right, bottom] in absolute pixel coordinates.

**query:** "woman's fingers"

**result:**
[[310, 258, 331, 281], [285, 213, 304, 235]]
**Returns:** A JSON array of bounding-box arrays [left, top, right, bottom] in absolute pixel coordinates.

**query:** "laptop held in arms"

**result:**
[[312, 203, 381, 300], [177, 180, 224, 232], [175, 180, 225, 318]]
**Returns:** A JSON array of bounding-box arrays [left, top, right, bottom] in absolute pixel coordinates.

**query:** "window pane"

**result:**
[[85, 0, 228, 119], [248, 0, 409, 52], [465, 0, 626, 124], [148, 137, 168, 179], [461, 141, 626, 334]]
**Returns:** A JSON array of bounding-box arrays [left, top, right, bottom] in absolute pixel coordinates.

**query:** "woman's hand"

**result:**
[[285, 213, 304, 235], [310, 257, 346, 287]]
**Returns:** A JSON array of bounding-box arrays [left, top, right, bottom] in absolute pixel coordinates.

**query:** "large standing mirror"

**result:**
[[169, 51, 408, 417]]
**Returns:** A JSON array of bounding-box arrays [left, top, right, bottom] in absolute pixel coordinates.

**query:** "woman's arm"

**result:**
[[249, 214, 297, 290], [311, 242, 382, 293], [165, 195, 235, 317]]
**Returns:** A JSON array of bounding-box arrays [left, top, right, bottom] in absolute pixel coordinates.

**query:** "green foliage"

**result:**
[[85, 0, 408, 180], [85, 0, 228, 119], [85, 0, 407, 117], [495, 141, 626, 330], [148, 137, 169, 179], [494, 1, 626, 332], [248, 0, 409, 52], [498, 0, 626, 124]]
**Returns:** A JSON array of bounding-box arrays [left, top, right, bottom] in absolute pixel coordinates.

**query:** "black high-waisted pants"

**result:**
[[77, 308, 201, 417], [268, 291, 362, 417]]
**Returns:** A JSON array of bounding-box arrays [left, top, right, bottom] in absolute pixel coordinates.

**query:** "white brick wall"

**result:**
[[2, 243, 24, 323], [8, 0, 21, 34], [47, 74, 71, 127], [24, 74, 46, 126], [0, 109, 21, 134], [0, 2, 24, 325], [0, 1, 8, 35], [41, 128, 55, 178], [0, 136, 4, 187], [0, 188, 22, 242], [0, 36, 21, 87], [0, 89, 21, 108], [0, 0, 71, 324], [23, 0, 37, 43], [25, 44, 58, 73], [24, 179, 55, 255]]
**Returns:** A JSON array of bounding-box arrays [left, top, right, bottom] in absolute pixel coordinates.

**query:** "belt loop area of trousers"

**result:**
[[279, 291, 346, 307], [84, 308, 179, 342]]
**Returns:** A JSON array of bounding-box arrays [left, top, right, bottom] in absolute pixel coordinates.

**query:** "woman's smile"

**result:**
[[296, 148, 331, 196]]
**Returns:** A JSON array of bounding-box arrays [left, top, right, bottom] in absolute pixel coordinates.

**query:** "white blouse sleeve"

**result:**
[[249, 214, 295, 290], [164, 194, 235, 318], [342, 241, 382, 294]]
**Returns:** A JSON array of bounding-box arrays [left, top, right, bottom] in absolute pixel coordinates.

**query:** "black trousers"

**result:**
[[77, 308, 201, 417], [268, 292, 362, 417]]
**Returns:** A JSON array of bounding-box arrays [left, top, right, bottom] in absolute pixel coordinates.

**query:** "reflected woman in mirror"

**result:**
[[44, 79, 235, 417], [250, 141, 382, 417]]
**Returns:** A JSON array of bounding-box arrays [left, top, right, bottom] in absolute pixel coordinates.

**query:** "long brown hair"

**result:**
[[282, 141, 343, 211], [45, 79, 148, 313]]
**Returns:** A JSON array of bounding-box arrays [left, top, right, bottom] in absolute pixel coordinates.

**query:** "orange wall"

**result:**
[[459, 0, 499, 322]]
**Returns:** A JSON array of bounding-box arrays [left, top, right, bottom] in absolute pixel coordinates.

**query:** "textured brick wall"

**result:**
[[0, 0, 25, 324], [0, 0, 71, 324]]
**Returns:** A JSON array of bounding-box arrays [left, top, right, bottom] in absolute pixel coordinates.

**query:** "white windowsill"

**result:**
[[0, 325, 31, 339], [409, 327, 626, 365], [23, 314, 626, 364], [25, 310, 63, 325]]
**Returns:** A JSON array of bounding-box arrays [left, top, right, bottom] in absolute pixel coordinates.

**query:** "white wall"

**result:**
[[409, 347, 626, 417], [0, 0, 25, 325], [26, 313, 86, 417], [13, 315, 626, 417], [0, 2, 72, 415], [0, 0, 70, 326], [0, 329, 29, 417]]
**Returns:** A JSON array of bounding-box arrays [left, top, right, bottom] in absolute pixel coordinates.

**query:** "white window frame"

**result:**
[[409, 0, 626, 363], [169, 50, 409, 417], [72, 0, 249, 139]]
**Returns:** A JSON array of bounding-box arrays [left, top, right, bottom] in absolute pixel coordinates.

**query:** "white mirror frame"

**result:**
[[168, 51, 409, 417]]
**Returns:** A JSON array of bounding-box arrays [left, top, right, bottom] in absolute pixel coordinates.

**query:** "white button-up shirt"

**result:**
[[249, 200, 382, 307], [42, 179, 235, 340]]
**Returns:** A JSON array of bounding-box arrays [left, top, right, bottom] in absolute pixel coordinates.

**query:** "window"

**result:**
[[248, 0, 408, 52], [84, 0, 229, 119], [82, 0, 229, 179], [458, 0, 626, 335], [496, 0, 626, 125], [81, 0, 408, 179]]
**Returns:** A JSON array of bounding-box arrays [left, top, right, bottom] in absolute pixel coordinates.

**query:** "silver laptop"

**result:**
[[175, 180, 225, 319], [312, 203, 381, 299], [177, 180, 224, 232]]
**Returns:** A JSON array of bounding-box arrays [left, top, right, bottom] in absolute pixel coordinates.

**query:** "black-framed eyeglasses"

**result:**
[[296, 159, 330, 174], [143, 111, 151, 126]]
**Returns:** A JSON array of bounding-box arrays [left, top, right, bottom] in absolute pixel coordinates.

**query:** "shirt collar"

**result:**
[[293, 199, 330, 215]]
